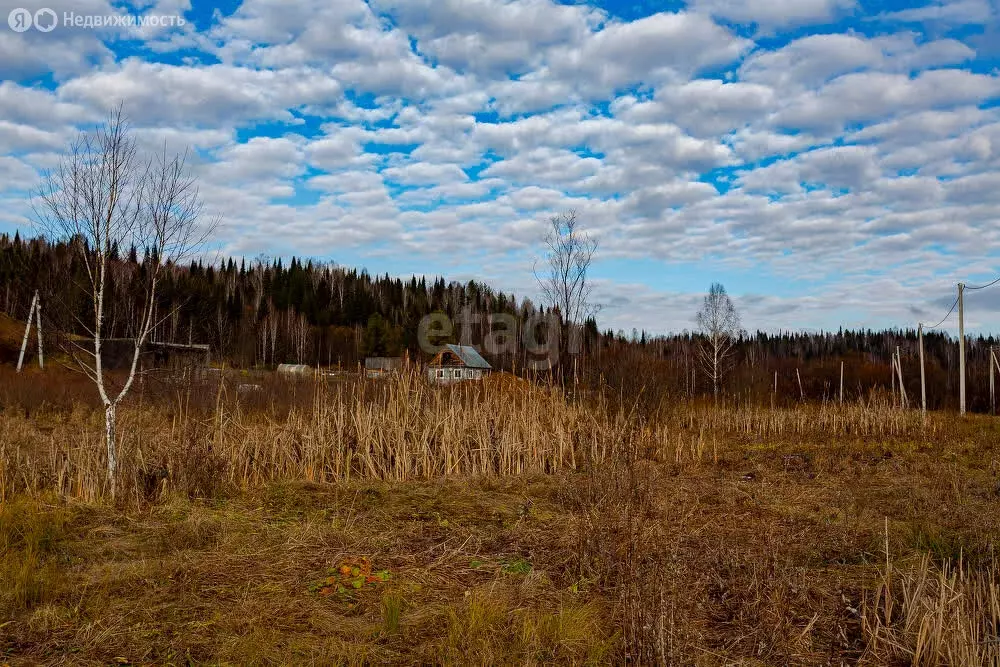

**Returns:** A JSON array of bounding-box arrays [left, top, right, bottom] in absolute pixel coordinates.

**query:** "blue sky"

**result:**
[[1, 0, 1000, 334]]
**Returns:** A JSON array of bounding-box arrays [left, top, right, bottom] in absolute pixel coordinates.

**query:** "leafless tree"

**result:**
[[534, 211, 599, 362], [34, 104, 212, 498], [696, 282, 743, 399]]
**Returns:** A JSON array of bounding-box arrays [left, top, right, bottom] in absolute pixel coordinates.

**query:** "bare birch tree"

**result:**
[[34, 105, 211, 498], [534, 211, 599, 377], [534, 211, 598, 367], [536, 211, 598, 325], [696, 282, 742, 399]]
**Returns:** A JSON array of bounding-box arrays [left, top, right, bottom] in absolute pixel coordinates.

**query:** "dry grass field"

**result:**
[[2, 366, 1000, 664]]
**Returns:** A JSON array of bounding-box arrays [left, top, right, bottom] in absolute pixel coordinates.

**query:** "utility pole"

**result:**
[[992, 348, 1000, 416], [959, 282, 966, 416], [918, 323, 926, 416], [991, 345, 995, 416]]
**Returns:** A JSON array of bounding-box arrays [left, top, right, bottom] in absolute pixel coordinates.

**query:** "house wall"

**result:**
[[427, 367, 485, 383]]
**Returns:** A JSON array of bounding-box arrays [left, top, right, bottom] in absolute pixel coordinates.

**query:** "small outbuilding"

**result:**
[[276, 363, 311, 375], [428, 344, 492, 383], [365, 357, 403, 378]]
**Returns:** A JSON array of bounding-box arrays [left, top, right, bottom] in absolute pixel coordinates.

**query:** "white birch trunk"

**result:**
[[105, 401, 117, 499]]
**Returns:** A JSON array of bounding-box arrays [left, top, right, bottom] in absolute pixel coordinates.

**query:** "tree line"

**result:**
[[4, 230, 999, 411]]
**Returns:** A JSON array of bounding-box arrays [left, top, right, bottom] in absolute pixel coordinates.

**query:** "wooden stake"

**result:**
[[796, 368, 804, 401], [16, 292, 38, 373]]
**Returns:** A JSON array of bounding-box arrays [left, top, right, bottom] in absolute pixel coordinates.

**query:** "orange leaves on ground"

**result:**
[[312, 556, 391, 597]]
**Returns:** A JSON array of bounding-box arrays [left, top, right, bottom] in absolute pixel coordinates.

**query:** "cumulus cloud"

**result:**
[[689, 0, 857, 29]]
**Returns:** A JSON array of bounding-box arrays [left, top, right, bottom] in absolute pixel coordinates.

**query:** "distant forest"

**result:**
[[3, 232, 999, 412]]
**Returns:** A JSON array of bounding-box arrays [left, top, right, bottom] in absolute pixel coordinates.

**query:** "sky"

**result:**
[[1, 0, 999, 336]]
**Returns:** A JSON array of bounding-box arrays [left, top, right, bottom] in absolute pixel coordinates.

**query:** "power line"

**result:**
[[924, 294, 959, 330], [964, 275, 1000, 291]]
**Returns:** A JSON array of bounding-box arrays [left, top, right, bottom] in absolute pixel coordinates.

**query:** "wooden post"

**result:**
[[991, 345, 995, 416], [34, 291, 43, 370], [891, 349, 896, 402], [16, 291, 38, 373], [839, 361, 844, 405], [918, 323, 926, 416], [895, 346, 907, 409], [993, 349, 1000, 416], [959, 282, 966, 415], [796, 368, 804, 401]]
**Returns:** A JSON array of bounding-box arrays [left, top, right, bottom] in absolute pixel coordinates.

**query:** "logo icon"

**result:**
[[33, 8, 56, 32], [7, 7, 32, 32]]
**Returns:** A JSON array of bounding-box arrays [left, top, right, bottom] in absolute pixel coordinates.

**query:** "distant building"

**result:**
[[365, 356, 403, 378], [276, 363, 311, 375], [427, 344, 492, 383]]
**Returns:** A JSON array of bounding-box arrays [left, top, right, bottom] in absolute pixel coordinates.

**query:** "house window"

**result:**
[[454, 369, 463, 379], [436, 369, 445, 379]]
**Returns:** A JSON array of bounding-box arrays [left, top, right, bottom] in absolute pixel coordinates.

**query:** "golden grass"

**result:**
[[863, 552, 1000, 665], [2, 370, 990, 504], [2, 370, 1000, 663]]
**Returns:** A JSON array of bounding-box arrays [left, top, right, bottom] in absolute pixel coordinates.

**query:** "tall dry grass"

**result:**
[[863, 553, 1000, 665], [0, 369, 972, 505]]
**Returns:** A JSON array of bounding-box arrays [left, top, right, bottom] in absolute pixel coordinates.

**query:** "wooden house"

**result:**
[[427, 344, 491, 383]]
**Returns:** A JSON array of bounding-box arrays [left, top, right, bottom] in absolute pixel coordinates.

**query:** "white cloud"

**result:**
[[547, 12, 751, 93], [690, 0, 857, 29], [372, 0, 603, 76], [2, 0, 1000, 333], [878, 0, 996, 25], [59, 60, 343, 127], [773, 69, 1000, 133]]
